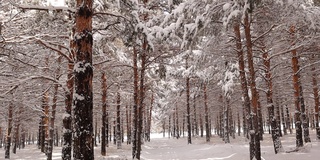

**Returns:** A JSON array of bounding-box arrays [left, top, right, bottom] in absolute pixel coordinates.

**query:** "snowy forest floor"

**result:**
[[1, 131, 319, 160]]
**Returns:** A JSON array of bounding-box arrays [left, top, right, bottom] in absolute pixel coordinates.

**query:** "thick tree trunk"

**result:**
[[186, 57, 192, 144], [132, 46, 139, 159], [72, 0, 94, 159], [244, 13, 261, 160], [233, 23, 251, 140], [300, 86, 311, 143], [5, 101, 13, 159], [136, 37, 147, 159], [290, 26, 308, 147], [262, 49, 282, 154]]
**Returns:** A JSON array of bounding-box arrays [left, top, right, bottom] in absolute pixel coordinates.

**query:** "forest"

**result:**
[[1, 0, 320, 160]]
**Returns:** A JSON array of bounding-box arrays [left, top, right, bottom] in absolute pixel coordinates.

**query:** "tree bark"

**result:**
[[116, 90, 122, 149], [193, 94, 198, 136], [186, 57, 192, 144], [126, 105, 131, 144], [233, 23, 251, 140], [203, 83, 210, 141], [132, 46, 139, 159], [5, 99, 13, 159], [290, 26, 309, 147], [224, 96, 230, 143], [262, 48, 282, 154], [101, 72, 107, 156], [47, 56, 61, 160], [244, 13, 261, 160], [311, 54, 320, 139], [62, 59, 73, 160], [290, 26, 303, 147], [72, 0, 94, 159]]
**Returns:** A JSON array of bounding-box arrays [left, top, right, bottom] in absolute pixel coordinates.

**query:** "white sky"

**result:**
[[47, 0, 65, 7]]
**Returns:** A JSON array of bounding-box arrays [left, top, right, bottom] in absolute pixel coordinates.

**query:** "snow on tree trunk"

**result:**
[[290, 25, 303, 148], [72, 0, 94, 159], [262, 47, 283, 154], [62, 59, 73, 160], [244, 13, 261, 160], [299, 85, 311, 143]]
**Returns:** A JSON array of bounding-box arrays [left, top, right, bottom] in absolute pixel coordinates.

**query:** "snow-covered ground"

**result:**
[[1, 132, 319, 160]]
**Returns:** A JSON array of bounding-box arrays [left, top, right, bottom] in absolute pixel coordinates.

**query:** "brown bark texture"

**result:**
[[244, 13, 261, 160], [72, 0, 94, 159]]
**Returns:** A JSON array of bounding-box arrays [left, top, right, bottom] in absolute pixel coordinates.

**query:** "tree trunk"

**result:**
[[148, 93, 154, 141], [136, 37, 147, 159], [311, 54, 320, 139], [175, 103, 180, 139], [290, 26, 307, 147], [233, 23, 251, 140], [126, 105, 131, 144], [47, 56, 61, 160], [101, 72, 107, 155], [186, 57, 192, 144], [0, 127, 2, 149], [203, 83, 210, 142], [62, 59, 73, 160], [116, 91, 122, 149], [199, 105, 203, 138], [5, 100, 13, 159], [238, 112, 241, 136], [41, 89, 49, 153], [244, 13, 261, 160], [275, 97, 282, 137], [72, 0, 94, 159], [132, 46, 139, 159], [193, 94, 198, 136], [262, 48, 282, 154], [224, 96, 230, 143], [281, 104, 287, 135]]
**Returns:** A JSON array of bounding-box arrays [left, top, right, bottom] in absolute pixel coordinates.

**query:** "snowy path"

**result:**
[[0, 133, 319, 159]]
